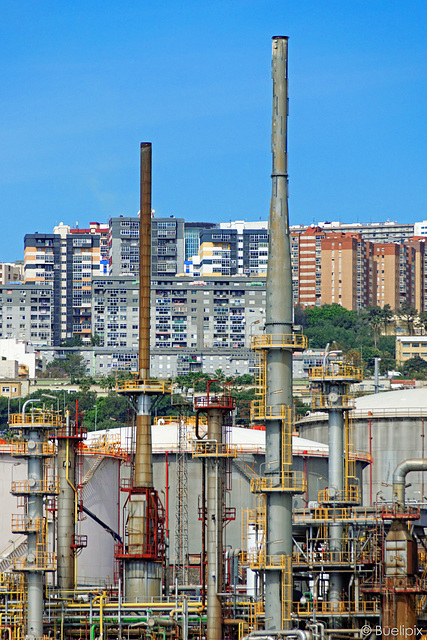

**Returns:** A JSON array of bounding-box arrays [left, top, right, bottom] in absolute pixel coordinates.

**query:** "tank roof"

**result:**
[[85, 424, 329, 456], [355, 388, 427, 410]]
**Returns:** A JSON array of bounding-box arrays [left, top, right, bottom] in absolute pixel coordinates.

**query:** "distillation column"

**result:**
[[206, 407, 224, 640], [56, 413, 87, 591], [10, 403, 59, 640], [26, 425, 44, 639], [327, 385, 345, 608], [194, 384, 236, 640], [309, 362, 362, 615]]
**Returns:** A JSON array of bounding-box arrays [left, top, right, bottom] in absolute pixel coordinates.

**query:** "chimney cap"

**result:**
[[272, 35, 289, 40]]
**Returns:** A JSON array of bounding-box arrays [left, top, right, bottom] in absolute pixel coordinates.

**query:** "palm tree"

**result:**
[[367, 306, 383, 348], [381, 304, 394, 335]]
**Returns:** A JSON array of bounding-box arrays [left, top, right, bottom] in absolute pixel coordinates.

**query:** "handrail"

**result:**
[[294, 599, 380, 615], [116, 379, 173, 394], [251, 333, 307, 350], [309, 364, 363, 381], [9, 412, 62, 427]]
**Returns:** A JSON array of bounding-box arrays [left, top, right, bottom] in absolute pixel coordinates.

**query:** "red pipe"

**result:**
[[369, 418, 372, 505], [304, 456, 308, 506], [165, 451, 169, 532]]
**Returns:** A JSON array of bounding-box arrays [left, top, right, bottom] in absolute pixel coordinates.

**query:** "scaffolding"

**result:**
[[174, 413, 189, 586]]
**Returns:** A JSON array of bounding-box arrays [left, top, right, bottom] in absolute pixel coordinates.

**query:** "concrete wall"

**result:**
[[0, 361, 19, 379]]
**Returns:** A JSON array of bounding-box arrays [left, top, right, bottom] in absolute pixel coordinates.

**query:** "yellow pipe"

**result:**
[[65, 416, 78, 587], [92, 592, 106, 639], [65, 601, 204, 610], [169, 604, 205, 618]]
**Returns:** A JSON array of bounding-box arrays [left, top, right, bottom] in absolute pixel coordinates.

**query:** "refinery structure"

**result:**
[[0, 36, 427, 640]]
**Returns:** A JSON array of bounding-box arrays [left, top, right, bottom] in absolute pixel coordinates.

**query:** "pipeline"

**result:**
[[392, 458, 427, 505]]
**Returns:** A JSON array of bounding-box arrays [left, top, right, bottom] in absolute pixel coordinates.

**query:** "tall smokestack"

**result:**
[[264, 35, 294, 630], [120, 143, 163, 602], [139, 142, 151, 380], [134, 142, 153, 489]]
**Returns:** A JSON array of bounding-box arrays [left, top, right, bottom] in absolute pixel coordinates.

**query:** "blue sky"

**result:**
[[0, 1, 426, 261]]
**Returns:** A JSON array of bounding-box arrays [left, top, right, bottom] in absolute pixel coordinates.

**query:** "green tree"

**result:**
[[401, 355, 427, 379], [98, 375, 116, 392], [304, 304, 370, 353], [397, 302, 418, 336], [78, 378, 93, 394], [47, 353, 87, 380]]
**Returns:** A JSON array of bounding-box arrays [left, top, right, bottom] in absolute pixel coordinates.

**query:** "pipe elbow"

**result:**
[[393, 458, 427, 485]]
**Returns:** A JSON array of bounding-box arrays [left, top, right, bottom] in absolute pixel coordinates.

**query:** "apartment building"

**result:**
[[395, 336, 427, 365], [194, 221, 269, 277], [291, 220, 414, 244], [73, 222, 109, 274], [23, 232, 62, 344], [151, 276, 265, 350], [24, 224, 101, 345], [292, 226, 326, 307], [404, 239, 425, 312], [0, 283, 53, 346], [91, 276, 138, 349], [93, 274, 266, 352], [372, 243, 400, 310], [320, 233, 373, 310], [108, 216, 186, 278], [197, 229, 238, 277], [90, 274, 264, 377], [184, 222, 216, 260], [108, 216, 140, 276]]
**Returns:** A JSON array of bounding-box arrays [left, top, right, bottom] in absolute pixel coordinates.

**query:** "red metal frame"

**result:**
[[194, 381, 236, 410], [71, 534, 88, 549], [55, 424, 88, 440], [114, 487, 165, 562]]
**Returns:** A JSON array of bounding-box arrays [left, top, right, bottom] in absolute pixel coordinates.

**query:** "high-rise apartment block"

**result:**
[[24, 223, 102, 344], [291, 226, 326, 307], [320, 233, 373, 309], [108, 216, 186, 278]]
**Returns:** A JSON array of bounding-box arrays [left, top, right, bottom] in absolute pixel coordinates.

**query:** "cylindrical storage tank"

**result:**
[[77, 455, 121, 585], [296, 388, 427, 505]]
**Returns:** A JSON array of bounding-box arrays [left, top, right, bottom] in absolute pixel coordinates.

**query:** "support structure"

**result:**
[[175, 412, 189, 586]]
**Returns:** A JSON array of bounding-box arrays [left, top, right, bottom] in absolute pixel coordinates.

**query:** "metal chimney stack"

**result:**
[[135, 142, 154, 489], [264, 36, 294, 630], [116, 143, 168, 602]]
